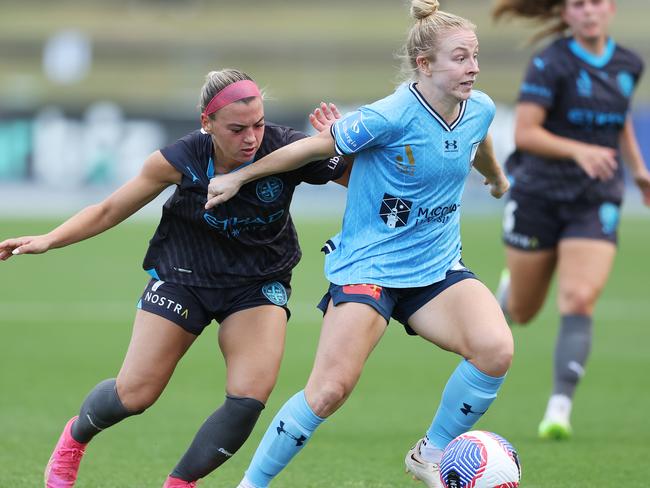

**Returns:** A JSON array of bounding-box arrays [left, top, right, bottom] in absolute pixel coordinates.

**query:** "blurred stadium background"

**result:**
[[1, 1, 649, 487], [1, 0, 649, 215]]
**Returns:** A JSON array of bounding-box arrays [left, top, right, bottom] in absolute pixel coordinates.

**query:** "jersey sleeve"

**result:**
[[159, 131, 207, 182], [298, 155, 349, 185], [472, 91, 497, 141], [517, 52, 562, 109], [628, 51, 645, 97], [330, 107, 394, 156]]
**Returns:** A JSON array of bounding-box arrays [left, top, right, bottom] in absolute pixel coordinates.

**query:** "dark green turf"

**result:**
[[1, 215, 648, 487]]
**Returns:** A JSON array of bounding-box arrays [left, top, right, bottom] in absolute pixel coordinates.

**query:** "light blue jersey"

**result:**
[[326, 83, 495, 287]]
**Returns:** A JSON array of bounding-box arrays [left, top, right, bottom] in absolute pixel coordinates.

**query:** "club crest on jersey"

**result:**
[[262, 282, 288, 306], [617, 71, 634, 98], [256, 177, 284, 203], [395, 145, 416, 176], [379, 193, 412, 229]]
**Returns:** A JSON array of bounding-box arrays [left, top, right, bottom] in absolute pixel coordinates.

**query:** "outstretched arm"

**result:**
[[308, 102, 353, 188], [206, 130, 336, 209], [619, 116, 650, 206], [473, 134, 509, 199], [0, 151, 180, 260]]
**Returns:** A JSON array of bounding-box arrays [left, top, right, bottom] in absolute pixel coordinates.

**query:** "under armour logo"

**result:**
[[445, 140, 458, 152], [276, 421, 307, 446], [460, 402, 487, 416]]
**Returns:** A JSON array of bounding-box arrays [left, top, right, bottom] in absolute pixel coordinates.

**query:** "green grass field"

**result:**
[[1, 215, 648, 487]]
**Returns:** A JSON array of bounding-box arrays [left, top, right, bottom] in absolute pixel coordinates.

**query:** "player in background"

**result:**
[[0, 69, 349, 488], [205, 2, 512, 487], [492, 0, 649, 440]]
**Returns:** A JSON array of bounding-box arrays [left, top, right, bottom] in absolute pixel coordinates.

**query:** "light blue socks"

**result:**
[[426, 359, 505, 450], [244, 390, 324, 487]]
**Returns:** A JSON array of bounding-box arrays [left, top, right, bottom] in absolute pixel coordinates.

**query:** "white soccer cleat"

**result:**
[[538, 418, 572, 440], [539, 394, 573, 440], [404, 439, 443, 488], [235, 478, 257, 488]]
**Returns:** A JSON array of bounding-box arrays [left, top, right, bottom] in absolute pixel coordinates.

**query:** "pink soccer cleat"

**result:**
[[163, 475, 198, 487], [44, 416, 87, 488]]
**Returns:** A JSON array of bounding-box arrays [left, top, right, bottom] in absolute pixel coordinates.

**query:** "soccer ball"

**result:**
[[439, 430, 521, 488]]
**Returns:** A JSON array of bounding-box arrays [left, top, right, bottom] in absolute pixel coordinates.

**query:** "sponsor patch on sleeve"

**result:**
[[334, 111, 376, 154]]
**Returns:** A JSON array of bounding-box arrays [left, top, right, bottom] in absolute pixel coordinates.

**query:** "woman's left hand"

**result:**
[[485, 173, 510, 199], [633, 169, 650, 206], [309, 102, 341, 132]]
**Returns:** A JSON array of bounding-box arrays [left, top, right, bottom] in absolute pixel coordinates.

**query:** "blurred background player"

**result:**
[[204, 1, 512, 487], [0, 69, 348, 488], [492, 0, 649, 439]]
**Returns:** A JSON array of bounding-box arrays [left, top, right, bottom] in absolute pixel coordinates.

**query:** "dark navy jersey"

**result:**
[[506, 37, 644, 203], [143, 124, 347, 287]]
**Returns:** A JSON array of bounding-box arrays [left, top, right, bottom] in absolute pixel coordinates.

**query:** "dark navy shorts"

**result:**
[[137, 274, 292, 335], [317, 266, 477, 336], [502, 189, 620, 251]]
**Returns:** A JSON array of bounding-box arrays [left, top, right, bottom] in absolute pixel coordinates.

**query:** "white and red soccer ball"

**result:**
[[439, 430, 521, 488]]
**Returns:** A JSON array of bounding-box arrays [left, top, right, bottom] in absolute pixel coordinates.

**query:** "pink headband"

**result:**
[[203, 80, 261, 116]]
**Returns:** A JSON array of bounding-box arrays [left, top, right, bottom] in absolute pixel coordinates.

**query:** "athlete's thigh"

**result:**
[[118, 309, 197, 393], [503, 190, 559, 320], [407, 279, 510, 359], [307, 301, 387, 393], [506, 245, 557, 320], [557, 238, 616, 314], [218, 305, 287, 402]]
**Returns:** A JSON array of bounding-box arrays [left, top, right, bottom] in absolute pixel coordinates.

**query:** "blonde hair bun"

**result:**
[[411, 0, 440, 20]]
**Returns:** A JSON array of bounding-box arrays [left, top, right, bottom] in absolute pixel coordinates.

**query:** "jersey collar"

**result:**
[[207, 157, 255, 178], [409, 83, 467, 132], [568, 37, 616, 68]]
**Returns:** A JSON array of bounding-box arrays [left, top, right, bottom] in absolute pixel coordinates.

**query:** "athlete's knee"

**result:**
[[508, 303, 537, 325], [559, 286, 599, 315], [227, 382, 276, 405], [469, 328, 513, 377], [306, 379, 352, 418], [226, 367, 280, 404], [115, 378, 161, 413]]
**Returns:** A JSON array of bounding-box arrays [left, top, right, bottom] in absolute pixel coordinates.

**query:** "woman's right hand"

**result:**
[[309, 102, 341, 132], [572, 143, 618, 181], [0, 235, 52, 261], [206, 172, 244, 210]]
